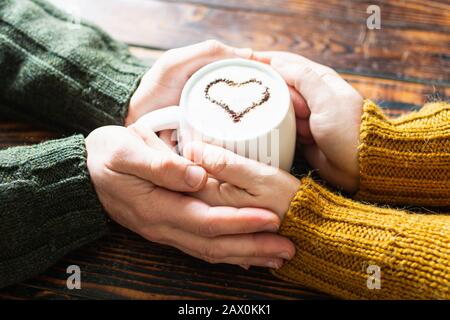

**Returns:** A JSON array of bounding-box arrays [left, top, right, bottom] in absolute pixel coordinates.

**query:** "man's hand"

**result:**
[[125, 40, 252, 126], [85, 116, 294, 269], [253, 52, 363, 192]]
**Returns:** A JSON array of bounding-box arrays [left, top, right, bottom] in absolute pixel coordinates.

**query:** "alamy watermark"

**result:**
[[366, 5, 381, 30], [366, 264, 381, 289], [66, 265, 81, 290]]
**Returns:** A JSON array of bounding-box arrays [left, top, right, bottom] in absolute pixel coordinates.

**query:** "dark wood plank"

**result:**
[[163, 0, 450, 31], [48, 0, 450, 84], [0, 225, 326, 300], [0, 283, 83, 300], [0, 120, 59, 148]]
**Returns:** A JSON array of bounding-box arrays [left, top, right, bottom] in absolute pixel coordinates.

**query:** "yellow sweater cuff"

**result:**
[[356, 100, 450, 206], [274, 177, 450, 299]]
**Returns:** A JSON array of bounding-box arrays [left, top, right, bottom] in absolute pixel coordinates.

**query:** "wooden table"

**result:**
[[0, 0, 449, 299]]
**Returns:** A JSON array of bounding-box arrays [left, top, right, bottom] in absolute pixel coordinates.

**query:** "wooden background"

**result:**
[[0, 0, 449, 299]]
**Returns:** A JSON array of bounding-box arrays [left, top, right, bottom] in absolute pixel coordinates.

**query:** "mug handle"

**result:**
[[139, 106, 181, 132]]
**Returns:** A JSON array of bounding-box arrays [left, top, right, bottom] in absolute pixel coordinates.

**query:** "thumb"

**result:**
[[145, 150, 208, 192], [113, 138, 208, 192]]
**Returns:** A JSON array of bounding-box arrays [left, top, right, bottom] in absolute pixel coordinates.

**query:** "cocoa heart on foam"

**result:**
[[204, 78, 271, 123]]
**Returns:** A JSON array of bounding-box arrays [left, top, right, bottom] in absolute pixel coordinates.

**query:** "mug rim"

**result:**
[[179, 58, 292, 143]]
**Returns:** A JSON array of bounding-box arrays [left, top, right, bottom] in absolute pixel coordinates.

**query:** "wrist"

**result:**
[[124, 102, 138, 126]]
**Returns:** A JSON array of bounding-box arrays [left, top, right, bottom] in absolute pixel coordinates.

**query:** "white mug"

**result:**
[[142, 59, 296, 172]]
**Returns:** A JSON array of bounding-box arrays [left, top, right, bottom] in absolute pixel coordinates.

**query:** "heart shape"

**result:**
[[204, 78, 271, 123]]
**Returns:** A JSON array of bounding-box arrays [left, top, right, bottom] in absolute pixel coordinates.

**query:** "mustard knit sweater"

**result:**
[[274, 100, 450, 299]]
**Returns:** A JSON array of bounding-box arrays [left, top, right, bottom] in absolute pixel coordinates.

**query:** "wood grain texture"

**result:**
[[48, 0, 450, 83], [163, 0, 450, 31], [1, 225, 326, 300], [0, 0, 449, 300], [0, 120, 59, 148]]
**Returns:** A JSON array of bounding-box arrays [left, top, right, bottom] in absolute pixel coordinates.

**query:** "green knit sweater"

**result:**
[[0, 0, 148, 287]]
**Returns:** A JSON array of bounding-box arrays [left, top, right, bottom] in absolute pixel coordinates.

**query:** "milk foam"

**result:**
[[184, 61, 288, 141]]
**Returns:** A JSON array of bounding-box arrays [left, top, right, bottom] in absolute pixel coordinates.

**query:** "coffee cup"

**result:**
[[141, 58, 296, 172]]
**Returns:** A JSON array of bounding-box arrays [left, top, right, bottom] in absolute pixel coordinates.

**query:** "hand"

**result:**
[[85, 118, 294, 269], [125, 40, 253, 127], [184, 142, 301, 225], [253, 52, 363, 192]]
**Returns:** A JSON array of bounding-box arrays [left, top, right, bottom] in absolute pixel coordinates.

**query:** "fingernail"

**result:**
[[239, 264, 250, 270], [185, 165, 206, 188], [234, 47, 253, 58], [278, 252, 291, 260], [266, 260, 282, 269]]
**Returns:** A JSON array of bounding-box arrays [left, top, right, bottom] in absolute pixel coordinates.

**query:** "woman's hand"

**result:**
[[253, 52, 363, 192], [85, 117, 294, 269], [125, 40, 252, 126], [184, 142, 301, 223]]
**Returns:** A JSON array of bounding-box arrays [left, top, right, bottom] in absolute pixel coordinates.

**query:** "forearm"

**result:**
[[274, 177, 450, 299], [0, 135, 108, 288], [356, 100, 450, 206], [0, 0, 148, 134]]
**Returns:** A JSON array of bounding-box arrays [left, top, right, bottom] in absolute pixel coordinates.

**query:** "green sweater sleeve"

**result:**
[[0, 135, 108, 288], [0, 0, 148, 133]]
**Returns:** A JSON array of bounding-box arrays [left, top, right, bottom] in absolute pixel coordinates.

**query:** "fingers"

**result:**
[[109, 133, 207, 192], [289, 86, 310, 119], [184, 142, 300, 218], [156, 40, 253, 86], [296, 119, 314, 141], [181, 247, 285, 269], [271, 59, 333, 113], [165, 228, 295, 268], [158, 129, 178, 152], [183, 141, 284, 192], [253, 51, 336, 77], [150, 188, 280, 236], [128, 118, 175, 153], [252, 51, 298, 65], [189, 178, 256, 208]]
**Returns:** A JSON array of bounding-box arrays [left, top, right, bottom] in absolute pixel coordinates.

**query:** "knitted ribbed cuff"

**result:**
[[273, 177, 450, 299], [355, 100, 450, 207], [0, 135, 109, 288]]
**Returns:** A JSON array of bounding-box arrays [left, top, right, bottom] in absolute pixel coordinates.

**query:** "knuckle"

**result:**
[[149, 156, 180, 184], [154, 49, 178, 72], [320, 65, 337, 76], [151, 154, 177, 174], [143, 225, 169, 244], [205, 149, 228, 176], [200, 244, 222, 263], [198, 216, 219, 237], [204, 39, 225, 55], [339, 89, 362, 105], [158, 156, 176, 172], [164, 48, 177, 57], [249, 234, 262, 257], [108, 141, 129, 166], [145, 230, 164, 243]]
